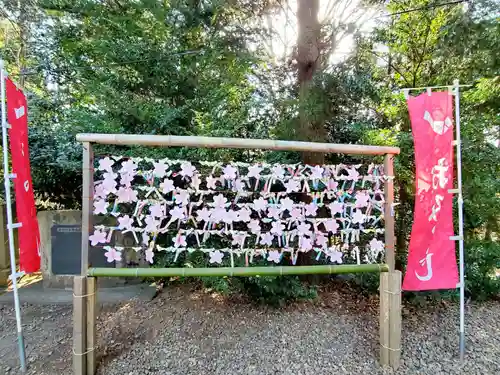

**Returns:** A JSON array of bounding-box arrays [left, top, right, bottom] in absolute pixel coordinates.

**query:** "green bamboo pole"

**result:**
[[76, 133, 400, 156], [87, 264, 389, 278]]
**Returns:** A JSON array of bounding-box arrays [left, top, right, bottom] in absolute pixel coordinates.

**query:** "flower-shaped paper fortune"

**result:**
[[290, 207, 303, 221], [191, 174, 202, 191], [270, 221, 285, 235], [267, 250, 281, 264], [160, 178, 175, 194], [260, 232, 274, 246], [103, 171, 118, 182], [299, 237, 313, 251], [98, 157, 114, 172], [89, 230, 108, 246], [327, 179, 338, 191], [248, 219, 261, 234], [231, 233, 246, 247], [145, 249, 154, 264], [328, 250, 343, 264], [213, 194, 228, 209], [179, 161, 196, 178], [210, 208, 226, 223], [117, 215, 134, 231], [346, 167, 360, 181], [280, 197, 294, 212], [145, 216, 161, 233], [369, 238, 384, 254], [94, 200, 108, 215], [209, 250, 224, 264], [120, 172, 134, 187], [323, 219, 339, 234], [271, 165, 285, 180], [310, 165, 324, 180], [196, 208, 212, 222], [284, 179, 300, 193], [355, 192, 370, 208], [116, 187, 138, 203], [351, 209, 366, 224], [174, 189, 190, 206], [169, 206, 186, 221], [104, 247, 121, 263], [94, 183, 107, 199], [253, 197, 268, 212], [149, 203, 165, 218], [173, 234, 187, 248], [267, 206, 282, 220], [222, 165, 238, 180], [328, 201, 343, 216], [206, 175, 218, 190], [247, 164, 262, 179], [304, 203, 318, 217], [237, 208, 252, 222], [153, 161, 168, 178], [120, 160, 137, 175], [233, 179, 246, 193], [223, 210, 239, 224], [102, 178, 117, 195], [297, 221, 312, 236], [315, 233, 328, 248]]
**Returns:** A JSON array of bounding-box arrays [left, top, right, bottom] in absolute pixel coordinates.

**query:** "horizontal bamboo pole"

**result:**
[[87, 264, 389, 278], [76, 133, 400, 156]]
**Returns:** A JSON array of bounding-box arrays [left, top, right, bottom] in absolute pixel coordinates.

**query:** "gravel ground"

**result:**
[[1, 283, 499, 375]]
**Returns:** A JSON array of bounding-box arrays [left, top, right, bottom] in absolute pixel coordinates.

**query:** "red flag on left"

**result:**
[[5, 78, 40, 273]]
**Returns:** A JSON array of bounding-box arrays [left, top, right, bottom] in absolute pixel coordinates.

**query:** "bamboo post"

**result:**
[[384, 154, 395, 271], [389, 271, 402, 369], [74, 142, 93, 375], [86, 277, 97, 375], [86, 263, 389, 278], [73, 276, 86, 375], [379, 273, 390, 366], [76, 133, 400, 156]]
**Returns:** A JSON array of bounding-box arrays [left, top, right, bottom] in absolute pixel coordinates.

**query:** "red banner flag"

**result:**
[[402, 91, 458, 291], [5, 78, 41, 273]]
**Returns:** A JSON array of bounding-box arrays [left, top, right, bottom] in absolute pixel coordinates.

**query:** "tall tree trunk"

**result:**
[[296, 0, 326, 165]]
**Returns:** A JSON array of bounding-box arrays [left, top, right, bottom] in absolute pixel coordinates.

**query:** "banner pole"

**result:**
[[453, 79, 466, 361], [0, 61, 27, 372]]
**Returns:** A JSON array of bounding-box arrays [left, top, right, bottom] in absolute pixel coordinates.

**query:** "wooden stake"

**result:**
[[384, 154, 395, 271], [73, 276, 86, 375], [379, 272, 390, 366], [389, 271, 402, 369], [86, 277, 97, 375]]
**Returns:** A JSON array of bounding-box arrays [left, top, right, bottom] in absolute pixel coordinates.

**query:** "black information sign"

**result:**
[[51, 224, 112, 275]]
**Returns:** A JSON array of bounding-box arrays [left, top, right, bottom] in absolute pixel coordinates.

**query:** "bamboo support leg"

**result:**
[[73, 276, 86, 375], [389, 271, 402, 369], [379, 272, 390, 366], [86, 277, 97, 375]]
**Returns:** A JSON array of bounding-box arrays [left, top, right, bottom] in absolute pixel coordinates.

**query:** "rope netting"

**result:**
[[90, 156, 392, 268]]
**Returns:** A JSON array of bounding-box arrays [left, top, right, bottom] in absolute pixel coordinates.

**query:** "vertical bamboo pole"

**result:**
[[384, 154, 395, 271], [379, 273, 390, 366], [81, 142, 93, 275], [73, 276, 86, 375], [86, 277, 97, 375], [74, 142, 93, 375], [389, 271, 402, 369]]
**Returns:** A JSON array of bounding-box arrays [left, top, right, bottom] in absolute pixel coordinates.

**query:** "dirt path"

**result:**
[[1, 284, 499, 375]]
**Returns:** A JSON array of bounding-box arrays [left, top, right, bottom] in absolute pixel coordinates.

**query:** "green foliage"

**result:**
[[465, 240, 500, 301]]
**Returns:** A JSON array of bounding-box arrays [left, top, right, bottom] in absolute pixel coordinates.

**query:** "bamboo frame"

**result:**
[[75, 133, 401, 375], [87, 264, 389, 278], [76, 133, 400, 156], [384, 154, 396, 271]]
